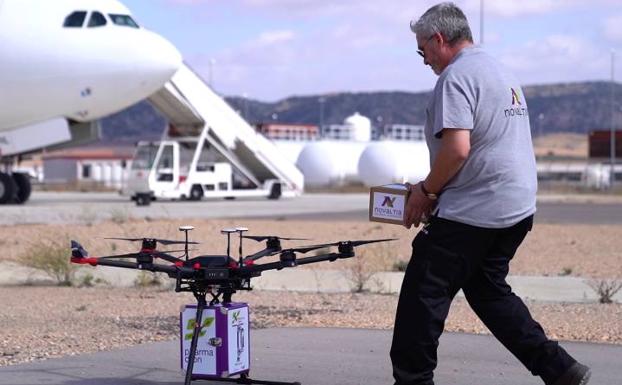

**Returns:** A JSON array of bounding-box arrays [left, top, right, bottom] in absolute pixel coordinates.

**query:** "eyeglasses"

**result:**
[[417, 35, 435, 58]]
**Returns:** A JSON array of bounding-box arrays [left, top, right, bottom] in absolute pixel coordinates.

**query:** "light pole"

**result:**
[[537, 113, 544, 138], [611, 49, 616, 187], [208, 58, 216, 89], [318, 97, 326, 136]]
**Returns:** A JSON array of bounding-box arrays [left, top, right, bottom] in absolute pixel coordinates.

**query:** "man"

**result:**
[[390, 3, 591, 385]]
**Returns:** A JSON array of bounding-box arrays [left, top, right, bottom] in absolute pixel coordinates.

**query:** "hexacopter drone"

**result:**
[[70, 225, 393, 385]]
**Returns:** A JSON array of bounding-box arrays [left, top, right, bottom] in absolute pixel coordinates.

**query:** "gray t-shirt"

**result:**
[[425, 46, 537, 228]]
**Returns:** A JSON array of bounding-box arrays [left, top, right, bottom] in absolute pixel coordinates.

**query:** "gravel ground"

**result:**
[[1, 218, 621, 278], [1, 287, 620, 367], [1, 218, 621, 367]]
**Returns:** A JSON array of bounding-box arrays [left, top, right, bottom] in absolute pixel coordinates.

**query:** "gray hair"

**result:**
[[410, 2, 473, 45]]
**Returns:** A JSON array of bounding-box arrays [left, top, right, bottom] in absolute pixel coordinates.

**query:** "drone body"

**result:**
[[70, 226, 394, 385]]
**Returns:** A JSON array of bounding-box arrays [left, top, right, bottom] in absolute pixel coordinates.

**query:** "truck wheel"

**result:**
[[12, 172, 32, 204], [135, 193, 151, 206], [190, 185, 203, 201], [268, 183, 282, 200], [0, 172, 16, 204]]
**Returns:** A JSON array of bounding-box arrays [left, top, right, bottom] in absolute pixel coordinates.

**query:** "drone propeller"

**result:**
[[281, 238, 397, 255], [243, 235, 309, 242], [104, 237, 199, 246]]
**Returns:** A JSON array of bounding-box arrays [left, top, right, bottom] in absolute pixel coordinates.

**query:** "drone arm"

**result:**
[[239, 251, 354, 276], [293, 252, 353, 266], [71, 256, 196, 278], [238, 260, 285, 275], [243, 247, 280, 263]]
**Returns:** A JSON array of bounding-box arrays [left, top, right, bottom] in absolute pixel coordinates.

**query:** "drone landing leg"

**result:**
[[185, 293, 207, 385]]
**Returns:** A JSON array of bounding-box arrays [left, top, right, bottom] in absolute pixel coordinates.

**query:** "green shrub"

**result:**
[[20, 239, 76, 286]]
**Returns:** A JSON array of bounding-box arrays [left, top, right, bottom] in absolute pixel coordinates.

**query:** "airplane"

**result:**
[[0, 0, 182, 204]]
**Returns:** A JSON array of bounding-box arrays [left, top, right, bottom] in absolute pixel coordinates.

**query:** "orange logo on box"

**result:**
[[381, 196, 396, 208]]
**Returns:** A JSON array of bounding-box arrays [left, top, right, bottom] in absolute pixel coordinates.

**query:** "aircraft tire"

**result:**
[[12, 172, 32, 204], [0, 172, 17, 204]]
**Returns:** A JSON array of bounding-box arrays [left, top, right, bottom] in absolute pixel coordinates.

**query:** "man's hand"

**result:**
[[403, 182, 436, 229]]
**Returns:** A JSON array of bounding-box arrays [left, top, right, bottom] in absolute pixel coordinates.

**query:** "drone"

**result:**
[[70, 226, 394, 385]]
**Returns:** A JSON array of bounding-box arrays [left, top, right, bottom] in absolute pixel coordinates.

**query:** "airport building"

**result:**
[[255, 123, 319, 141], [43, 145, 134, 190]]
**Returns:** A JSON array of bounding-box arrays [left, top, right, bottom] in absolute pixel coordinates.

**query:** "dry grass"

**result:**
[[533, 133, 588, 158]]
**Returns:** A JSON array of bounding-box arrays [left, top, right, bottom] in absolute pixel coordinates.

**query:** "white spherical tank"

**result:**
[[358, 141, 430, 187], [273, 140, 306, 164], [296, 141, 367, 187], [344, 112, 371, 142], [296, 142, 341, 187]]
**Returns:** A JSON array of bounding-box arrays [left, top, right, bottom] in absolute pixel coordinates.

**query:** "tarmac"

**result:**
[[0, 328, 620, 385]]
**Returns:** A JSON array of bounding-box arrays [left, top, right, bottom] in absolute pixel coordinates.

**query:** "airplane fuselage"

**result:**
[[0, 0, 181, 131], [0, 0, 181, 204]]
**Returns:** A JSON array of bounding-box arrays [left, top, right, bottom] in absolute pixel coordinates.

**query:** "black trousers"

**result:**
[[390, 215, 576, 385]]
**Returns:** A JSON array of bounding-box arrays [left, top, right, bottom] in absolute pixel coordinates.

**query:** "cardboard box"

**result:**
[[369, 184, 410, 225], [180, 303, 250, 378]]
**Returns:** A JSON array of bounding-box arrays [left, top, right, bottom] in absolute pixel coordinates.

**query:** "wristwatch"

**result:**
[[420, 183, 439, 201]]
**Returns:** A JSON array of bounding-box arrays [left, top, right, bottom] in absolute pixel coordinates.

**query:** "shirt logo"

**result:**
[[504, 87, 528, 118], [381, 196, 396, 208], [511, 88, 522, 105]]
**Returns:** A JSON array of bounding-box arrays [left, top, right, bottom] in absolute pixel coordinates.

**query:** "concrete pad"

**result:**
[[0, 328, 619, 385]]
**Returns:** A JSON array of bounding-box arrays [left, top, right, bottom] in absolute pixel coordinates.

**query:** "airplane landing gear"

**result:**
[[0, 172, 32, 204], [12, 172, 32, 203], [0, 172, 16, 204]]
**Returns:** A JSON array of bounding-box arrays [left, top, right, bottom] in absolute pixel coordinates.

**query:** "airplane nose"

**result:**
[[137, 31, 182, 83], [154, 34, 183, 77]]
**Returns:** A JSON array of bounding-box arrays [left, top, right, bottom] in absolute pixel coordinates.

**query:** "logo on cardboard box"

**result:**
[[373, 193, 403, 219]]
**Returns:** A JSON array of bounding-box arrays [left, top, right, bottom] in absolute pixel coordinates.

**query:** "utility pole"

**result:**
[[318, 97, 326, 136], [208, 58, 216, 89], [611, 49, 616, 187]]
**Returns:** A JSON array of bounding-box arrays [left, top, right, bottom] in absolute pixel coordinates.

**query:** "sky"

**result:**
[[123, 0, 622, 101]]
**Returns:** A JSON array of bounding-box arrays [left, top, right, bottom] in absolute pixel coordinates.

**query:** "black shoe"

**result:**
[[553, 362, 591, 385]]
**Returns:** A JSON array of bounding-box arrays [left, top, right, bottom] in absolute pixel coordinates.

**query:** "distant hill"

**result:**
[[100, 81, 622, 143]]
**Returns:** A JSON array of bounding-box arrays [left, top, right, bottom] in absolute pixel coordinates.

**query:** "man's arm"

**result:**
[[403, 128, 471, 228]]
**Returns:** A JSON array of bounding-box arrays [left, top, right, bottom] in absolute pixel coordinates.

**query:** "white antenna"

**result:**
[[235, 227, 249, 265], [179, 225, 194, 261], [221, 228, 237, 257]]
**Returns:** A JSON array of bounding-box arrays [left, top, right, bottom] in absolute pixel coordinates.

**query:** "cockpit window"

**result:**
[[88, 11, 107, 28], [63, 11, 87, 28], [109, 14, 139, 28]]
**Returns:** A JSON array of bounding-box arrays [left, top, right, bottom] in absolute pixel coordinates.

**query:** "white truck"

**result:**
[[123, 63, 304, 204], [125, 139, 287, 203]]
